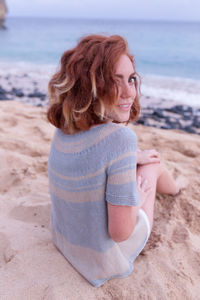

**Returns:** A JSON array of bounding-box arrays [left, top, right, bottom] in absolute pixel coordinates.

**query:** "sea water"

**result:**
[[0, 17, 200, 106]]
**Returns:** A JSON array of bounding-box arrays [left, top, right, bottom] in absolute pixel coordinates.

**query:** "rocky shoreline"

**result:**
[[0, 71, 199, 135], [139, 104, 200, 134]]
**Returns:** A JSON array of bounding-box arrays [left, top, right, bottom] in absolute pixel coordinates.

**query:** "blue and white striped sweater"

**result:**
[[48, 122, 149, 286]]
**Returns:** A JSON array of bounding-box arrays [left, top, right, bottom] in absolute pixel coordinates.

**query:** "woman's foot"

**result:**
[[174, 176, 188, 195]]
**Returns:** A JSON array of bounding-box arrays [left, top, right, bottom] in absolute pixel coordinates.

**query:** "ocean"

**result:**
[[0, 17, 200, 107]]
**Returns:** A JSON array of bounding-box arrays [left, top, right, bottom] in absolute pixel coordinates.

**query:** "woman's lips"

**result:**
[[118, 103, 132, 112]]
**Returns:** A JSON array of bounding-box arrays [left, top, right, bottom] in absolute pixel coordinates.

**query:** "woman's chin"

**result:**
[[112, 117, 129, 124], [105, 111, 130, 123], [115, 113, 130, 123]]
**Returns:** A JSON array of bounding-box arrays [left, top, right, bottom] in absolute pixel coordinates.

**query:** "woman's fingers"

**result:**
[[149, 157, 160, 163], [138, 176, 151, 191], [149, 150, 160, 157], [147, 150, 160, 162], [137, 175, 153, 205], [141, 178, 148, 189], [143, 149, 160, 160], [137, 176, 152, 199], [138, 175, 142, 186]]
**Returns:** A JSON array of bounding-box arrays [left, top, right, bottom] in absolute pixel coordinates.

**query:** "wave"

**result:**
[[141, 74, 200, 107]]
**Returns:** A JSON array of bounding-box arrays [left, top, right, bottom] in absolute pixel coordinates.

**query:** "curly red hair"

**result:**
[[47, 34, 141, 134]]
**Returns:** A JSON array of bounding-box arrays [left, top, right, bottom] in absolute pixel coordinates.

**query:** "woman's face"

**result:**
[[105, 54, 137, 123]]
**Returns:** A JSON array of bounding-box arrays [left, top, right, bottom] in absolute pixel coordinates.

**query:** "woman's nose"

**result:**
[[120, 83, 134, 99]]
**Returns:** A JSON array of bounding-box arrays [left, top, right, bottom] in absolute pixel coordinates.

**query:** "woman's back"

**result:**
[[48, 122, 149, 286]]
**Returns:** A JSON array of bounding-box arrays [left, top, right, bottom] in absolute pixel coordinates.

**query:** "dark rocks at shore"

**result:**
[[0, 86, 10, 100], [27, 90, 46, 101], [0, 85, 47, 104], [138, 105, 200, 135], [165, 105, 193, 114], [11, 87, 24, 98], [0, 83, 199, 135]]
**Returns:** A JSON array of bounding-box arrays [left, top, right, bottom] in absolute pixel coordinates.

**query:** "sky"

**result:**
[[6, 0, 200, 22]]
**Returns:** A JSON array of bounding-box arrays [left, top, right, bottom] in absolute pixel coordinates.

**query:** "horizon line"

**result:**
[[6, 15, 200, 24]]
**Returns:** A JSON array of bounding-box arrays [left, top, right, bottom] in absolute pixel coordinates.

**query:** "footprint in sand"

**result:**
[[174, 175, 189, 195], [180, 149, 198, 158], [171, 140, 200, 158], [1, 136, 43, 157], [0, 116, 18, 131], [0, 232, 17, 266], [171, 223, 189, 244], [156, 193, 175, 221], [0, 167, 25, 194], [9, 203, 51, 228], [140, 231, 162, 255], [178, 146, 199, 158], [32, 160, 48, 173], [0, 150, 33, 193], [179, 201, 200, 235], [189, 250, 200, 277], [31, 125, 51, 142]]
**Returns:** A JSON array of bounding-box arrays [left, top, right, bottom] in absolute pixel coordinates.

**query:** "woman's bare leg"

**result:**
[[137, 162, 180, 231], [137, 163, 160, 231], [156, 163, 188, 195], [156, 163, 178, 195]]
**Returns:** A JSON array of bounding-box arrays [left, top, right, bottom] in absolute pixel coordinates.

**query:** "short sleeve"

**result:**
[[105, 127, 140, 207]]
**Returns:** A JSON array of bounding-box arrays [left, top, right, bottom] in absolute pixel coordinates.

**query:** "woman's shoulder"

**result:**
[[105, 122, 137, 141], [99, 122, 138, 153], [51, 123, 137, 155], [53, 122, 136, 139]]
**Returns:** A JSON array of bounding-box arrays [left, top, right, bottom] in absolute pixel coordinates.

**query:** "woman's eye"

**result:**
[[129, 76, 136, 83]]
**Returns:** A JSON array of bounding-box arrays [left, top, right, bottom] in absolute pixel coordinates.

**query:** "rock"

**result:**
[[0, 85, 9, 100], [166, 120, 181, 130], [152, 109, 164, 119], [27, 91, 46, 101], [0, 86, 7, 94], [183, 126, 196, 134], [165, 105, 192, 115], [160, 124, 172, 130], [183, 114, 192, 121], [192, 116, 200, 128], [137, 119, 145, 125], [0, 95, 9, 100], [11, 88, 25, 98]]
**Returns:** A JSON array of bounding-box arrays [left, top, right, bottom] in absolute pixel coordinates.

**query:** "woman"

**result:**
[[47, 34, 181, 287]]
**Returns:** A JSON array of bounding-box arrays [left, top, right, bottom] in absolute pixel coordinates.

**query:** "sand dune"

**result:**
[[0, 101, 200, 300]]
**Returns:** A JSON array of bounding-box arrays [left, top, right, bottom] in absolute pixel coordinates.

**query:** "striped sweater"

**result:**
[[48, 122, 149, 287]]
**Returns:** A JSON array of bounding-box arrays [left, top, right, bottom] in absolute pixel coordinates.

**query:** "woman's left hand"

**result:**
[[137, 149, 160, 165]]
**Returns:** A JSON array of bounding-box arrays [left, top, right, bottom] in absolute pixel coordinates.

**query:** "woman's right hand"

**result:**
[[137, 175, 152, 207], [137, 149, 160, 165]]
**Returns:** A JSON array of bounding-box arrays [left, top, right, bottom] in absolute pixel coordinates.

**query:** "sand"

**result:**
[[0, 100, 200, 300]]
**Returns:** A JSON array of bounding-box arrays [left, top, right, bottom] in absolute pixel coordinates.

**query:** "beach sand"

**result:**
[[0, 100, 200, 300]]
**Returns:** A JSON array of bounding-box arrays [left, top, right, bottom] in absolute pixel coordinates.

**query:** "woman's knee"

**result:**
[[137, 162, 161, 180]]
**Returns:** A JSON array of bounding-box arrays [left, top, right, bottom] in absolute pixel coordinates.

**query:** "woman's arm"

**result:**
[[127, 124, 160, 165], [107, 175, 152, 243], [107, 204, 138, 242]]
